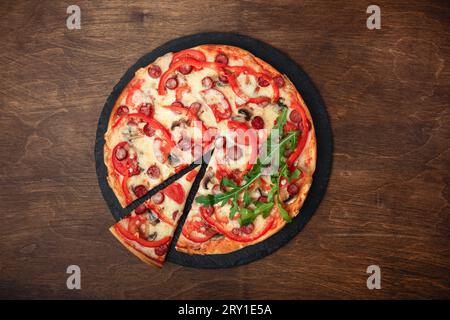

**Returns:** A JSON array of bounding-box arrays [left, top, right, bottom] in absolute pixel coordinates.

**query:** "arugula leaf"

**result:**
[[243, 189, 251, 207], [277, 201, 291, 222], [222, 176, 237, 188]]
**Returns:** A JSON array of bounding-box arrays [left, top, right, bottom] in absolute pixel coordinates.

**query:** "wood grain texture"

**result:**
[[0, 0, 449, 299]]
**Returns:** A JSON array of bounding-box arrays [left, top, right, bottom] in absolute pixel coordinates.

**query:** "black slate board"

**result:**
[[94, 32, 333, 269]]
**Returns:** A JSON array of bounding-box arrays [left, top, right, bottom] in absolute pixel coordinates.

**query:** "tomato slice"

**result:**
[[186, 169, 198, 182], [200, 206, 275, 243], [200, 88, 231, 121], [181, 214, 218, 243], [162, 182, 185, 204]]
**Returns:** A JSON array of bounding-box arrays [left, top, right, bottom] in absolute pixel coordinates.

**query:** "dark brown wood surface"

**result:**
[[0, 0, 449, 299]]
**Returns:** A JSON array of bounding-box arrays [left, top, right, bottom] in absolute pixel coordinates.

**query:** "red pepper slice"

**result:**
[[121, 174, 132, 204], [175, 83, 190, 102], [162, 182, 185, 205], [114, 222, 171, 248], [113, 113, 174, 147], [226, 121, 258, 172], [223, 65, 279, 103], [200, 88, 232, 122], [200, 207, 274, 243], [158, 58, 218, 95], [181, 212, 217, 243], [146, 202, 174, 226], [172, 49, 206, 64], [286, 101, 310, 169]]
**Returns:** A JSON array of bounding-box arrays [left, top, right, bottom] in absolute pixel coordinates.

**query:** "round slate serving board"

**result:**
[[94, 32, 333, 269]]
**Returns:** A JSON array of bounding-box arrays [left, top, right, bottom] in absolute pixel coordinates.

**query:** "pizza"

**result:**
[[104, 44, 316, 267]]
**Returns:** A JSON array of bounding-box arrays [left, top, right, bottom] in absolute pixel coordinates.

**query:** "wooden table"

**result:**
[[0, 0, 449, 299]]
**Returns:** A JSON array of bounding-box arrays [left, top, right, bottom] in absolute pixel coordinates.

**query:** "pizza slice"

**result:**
[[176, 90, 316, 254], [109, 168, 199, 267]]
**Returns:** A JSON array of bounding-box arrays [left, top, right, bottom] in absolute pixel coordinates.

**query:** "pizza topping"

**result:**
[[287, 183, 299, 196], [154, 243, 169, 256], [177, 135, 192, 151], [134, 203, 148, 215], [203, 206, 215, 216], [196, 108, 300, 225], [133, 185, 148, 198], [148, 64, 162, 78], [274, 75, 285, 88], [171, 101, 184, 108], [201, 76, 214, 89], [289, 109, 302, 123], [257, 76, 270, 87], [112, 142, 140, 176], [151, 192, 165, 204], [185, 169, 198, 182], [143, 123, 155, 137], [200, 88, 232, 121], [215, 53, 228, 65], [218, 74, 229, 84], [189, 102, 201, 115], [115, 146, 128, 161], [251, 116, 265, 129], [233, 223, 254, 235], [178, 63, 193, 75], [115, 222, 170, 248], [286, 101, 310, 168], [172, 49, 207, 64], [172, 210, 180, 221], [200, 206, 274, 242], [237, 108, 252, 121], [258, 196, 268, 203], [116, 105, 129, 117], [165, 77, 178, 90], [182, 214, 218, 243], [146, 165, 161, 179], [162, 182, 185, 204], [139, 103, 154, 117]]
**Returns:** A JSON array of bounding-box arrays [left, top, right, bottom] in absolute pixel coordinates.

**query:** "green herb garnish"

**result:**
[[195, 106, 300, 225]]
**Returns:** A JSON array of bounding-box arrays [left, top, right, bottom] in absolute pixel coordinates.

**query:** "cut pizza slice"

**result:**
[[176, 89, 316, 255], [110, 168, 199, 267]]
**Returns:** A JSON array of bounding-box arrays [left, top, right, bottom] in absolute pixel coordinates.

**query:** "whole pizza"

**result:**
[[104, 45, 317, 267]]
